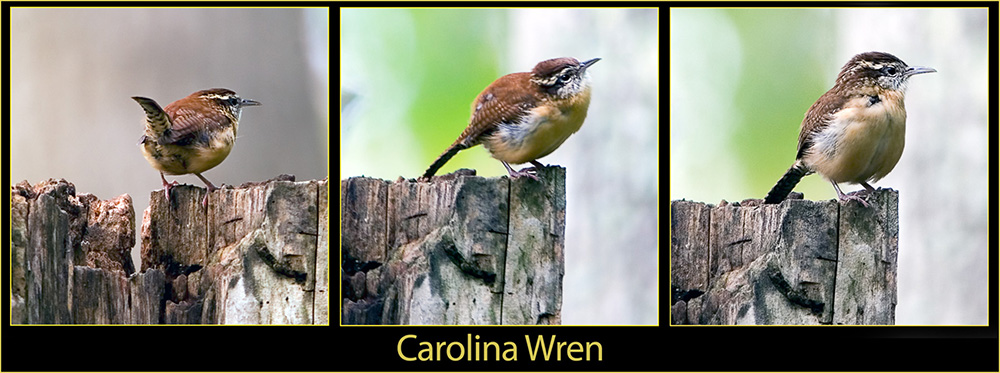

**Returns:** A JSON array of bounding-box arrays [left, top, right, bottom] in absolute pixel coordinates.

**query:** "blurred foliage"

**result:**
[[728, 9, 837, 200], [342, 9, 514, 178], [408, 10, 506, 174]]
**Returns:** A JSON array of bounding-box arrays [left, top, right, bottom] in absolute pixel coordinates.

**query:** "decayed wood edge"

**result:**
[[341, 167, 567, 325], [142, 176, 328, 325], [316, 178, 330, 325], [11, 179, 137, 324], [27, 193, 73, 323], [398, 175, 508, 324], [9, 177, 328, 324], [504, 167, 566, 325], [835, 189, 899, 324], [10, 189, 29, 323], [340, 175, 390, 324], [669, 189, 899, 325]]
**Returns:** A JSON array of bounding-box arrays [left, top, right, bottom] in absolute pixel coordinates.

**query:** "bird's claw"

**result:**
[[509, 168, 541, 181], [839, 193, 871, 208]]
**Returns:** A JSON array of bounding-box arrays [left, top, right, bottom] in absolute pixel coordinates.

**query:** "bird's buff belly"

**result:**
[[484, 98, 589, 164], [806, 105, 906, 184], [141, 139, 233, 175]]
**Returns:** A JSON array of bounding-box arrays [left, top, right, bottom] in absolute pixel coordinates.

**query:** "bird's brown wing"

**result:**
[[161, 103, 231, 146], [796, 90, 850, 160], [454, 72, 537, 148]]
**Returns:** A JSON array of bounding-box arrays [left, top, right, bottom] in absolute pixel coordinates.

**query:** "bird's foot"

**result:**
[[847, 189, 873, 198], [194, 173, 218, 208], [509, 168, 541, 181], [502, 161, 543, 181], [838, 190, 871, 207], [831, 181, 872, 208], [838, 193, 871, 208], [160, 173, 180, 203], [843, 185, 878, 207], [200, 183, 218, 207]]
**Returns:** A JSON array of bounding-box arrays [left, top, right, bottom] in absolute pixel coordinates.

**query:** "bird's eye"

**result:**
[[882, 66, 898, 75], [559, 73, 572, 82], [228, 97, 240, 105]]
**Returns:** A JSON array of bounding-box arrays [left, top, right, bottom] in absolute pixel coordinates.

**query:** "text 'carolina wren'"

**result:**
[[419, 57, 599, 181], [763, 52, 935, 207], [133, 88, 260, 206]]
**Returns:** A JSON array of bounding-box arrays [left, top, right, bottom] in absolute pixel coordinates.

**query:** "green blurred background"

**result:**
[[671, 8, 988, 324], [341, 8, 659, 324]]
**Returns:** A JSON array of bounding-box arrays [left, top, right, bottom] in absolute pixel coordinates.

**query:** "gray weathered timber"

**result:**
[[129, 268, 165, 324], [834, 192, 899, 324], [27, 193, 73, 324], [341, 167, 566, 325], [73, 266, 130, 324], [9, 177, 328, 324], [10, 186, 29, 324], [503, 167, 566, 325], [143, 176, 328, 324], [670, 189, 898, 325], [10, 188, 30, 323], [11, 179, 136, 324], [316, 176, 330, 325]]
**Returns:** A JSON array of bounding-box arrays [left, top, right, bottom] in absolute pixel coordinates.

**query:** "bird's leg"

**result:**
[[845, 182, 879, 207], [517, 160, 547, 178], [194, 173, 218, 207], [160, 172, 179, 202], [830, 180, 870, 208], [525, 160, 546, 172], [849, 182, 878, 197], [502, 161, 540, 181]]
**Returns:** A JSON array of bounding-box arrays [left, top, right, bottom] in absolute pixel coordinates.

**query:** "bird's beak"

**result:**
[[580, 57, 601, 72], [241, 98, 261, 106], [905, 66, 937, 76]]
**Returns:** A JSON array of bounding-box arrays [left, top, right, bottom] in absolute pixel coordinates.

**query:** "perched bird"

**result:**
[[420, 57, 599, 181], [132, 88, 260, 206], [763, 52, 935, 207]]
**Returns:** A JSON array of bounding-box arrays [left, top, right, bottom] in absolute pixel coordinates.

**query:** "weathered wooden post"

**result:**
[[10, 176, 329, 325], [671, 190, 898, 325], [342, 167, 566, 325]]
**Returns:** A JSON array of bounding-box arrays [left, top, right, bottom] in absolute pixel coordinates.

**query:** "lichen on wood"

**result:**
[[342, 167, 566, 325]]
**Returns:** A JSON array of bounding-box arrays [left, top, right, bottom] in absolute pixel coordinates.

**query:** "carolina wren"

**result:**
[[132, 88, 260, 206], [763, 52, 935, 207], [420, 57, 599, 181]]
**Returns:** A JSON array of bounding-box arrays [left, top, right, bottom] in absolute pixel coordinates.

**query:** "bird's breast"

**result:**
[[804, 91, 907, 184], [483, 86, 592, 164], [140, 130, 235, 175]]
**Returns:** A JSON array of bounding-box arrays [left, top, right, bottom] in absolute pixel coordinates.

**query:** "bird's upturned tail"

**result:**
[[131, 96, 171, 140]]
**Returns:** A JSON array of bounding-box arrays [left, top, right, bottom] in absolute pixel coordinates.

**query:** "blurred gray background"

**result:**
[[341, 9, 659, 325], [10, 8, 330, 270], [671, 8, 987, 324]]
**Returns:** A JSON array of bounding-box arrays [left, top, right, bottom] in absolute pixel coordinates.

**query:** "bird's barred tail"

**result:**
[[131, 96, 171, 140], [764, 161, 810, 204], [421, 144, 468, 180]]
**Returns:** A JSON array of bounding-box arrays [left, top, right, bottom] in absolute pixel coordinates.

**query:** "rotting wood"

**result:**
[[9, 176, 329, 324], [670, 189, 898, 325], [341, 167, 566, 325]]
